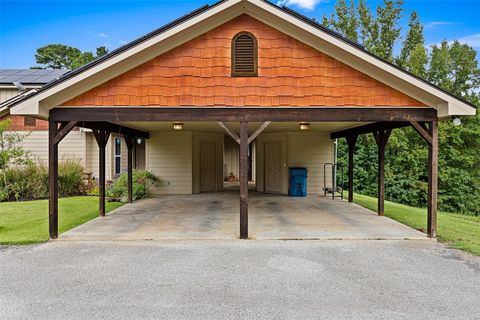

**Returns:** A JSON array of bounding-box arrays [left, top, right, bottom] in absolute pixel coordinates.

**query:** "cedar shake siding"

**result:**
[[62, 14, 425, 108]]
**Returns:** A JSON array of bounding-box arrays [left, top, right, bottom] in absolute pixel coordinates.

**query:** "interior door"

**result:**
[[200, 142, 216, 193], [264, 141, 282, 193]]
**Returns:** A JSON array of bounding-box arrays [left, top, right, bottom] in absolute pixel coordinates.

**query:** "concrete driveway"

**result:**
[[60, 192, 426, 240], [1, 240, 479, 319]]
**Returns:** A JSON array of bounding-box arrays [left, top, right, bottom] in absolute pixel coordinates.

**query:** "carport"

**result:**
[[5, 0, 476, 241], [60, 192, 426, 240]]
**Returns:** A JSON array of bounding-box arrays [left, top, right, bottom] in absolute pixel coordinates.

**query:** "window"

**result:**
[[231, 32, 258, 77], [114, 138, 122, 175], [24, 116, 36, 126]]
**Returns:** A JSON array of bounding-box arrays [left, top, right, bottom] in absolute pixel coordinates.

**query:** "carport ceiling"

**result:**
[[118, 121, 366, 134]]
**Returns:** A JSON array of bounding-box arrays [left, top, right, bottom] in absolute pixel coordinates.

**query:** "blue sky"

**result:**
[[1, 0, 479, 68]]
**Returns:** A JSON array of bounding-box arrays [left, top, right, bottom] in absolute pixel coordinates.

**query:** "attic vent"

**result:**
[[232, 32, 258, 77]]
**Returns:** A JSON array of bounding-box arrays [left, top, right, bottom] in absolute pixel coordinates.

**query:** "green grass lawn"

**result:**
[[0, 197, 122, 245], [351, 193, 480, 256]]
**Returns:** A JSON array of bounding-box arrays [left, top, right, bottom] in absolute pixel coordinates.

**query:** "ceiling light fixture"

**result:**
[[173, 122, 184, 130], [299, 122, 310, 130]]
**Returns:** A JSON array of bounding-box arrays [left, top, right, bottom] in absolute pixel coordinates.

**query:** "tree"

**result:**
[[323, 0, 358, 42], [34, 44, 109, 70], [397, 11, 427, 77], [372, 0, 404, 61], [0, 119, 30, 188]]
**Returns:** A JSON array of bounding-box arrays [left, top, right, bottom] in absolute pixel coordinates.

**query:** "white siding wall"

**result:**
[[14, 130, 87, 168], [287, 132, 334, 195], [85, 132, 114, 181], [0, 88, 19, 103], [256, 132, 334, 195], [147, 131, 193, 195]]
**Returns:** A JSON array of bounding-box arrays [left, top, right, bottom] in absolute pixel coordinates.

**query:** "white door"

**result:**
[[264, 141, 282, 193], [200, 142, 216, 193]]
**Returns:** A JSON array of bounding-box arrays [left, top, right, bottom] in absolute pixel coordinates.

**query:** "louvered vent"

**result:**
[[232, 32, 258, 77]]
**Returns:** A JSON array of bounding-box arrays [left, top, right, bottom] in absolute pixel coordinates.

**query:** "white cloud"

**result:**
[[276, 0, 327, 10], [119, 40, 128, 45], [95, 32, 109, 38], [457, 33, 480, 48], [425, 21, 459, 30]]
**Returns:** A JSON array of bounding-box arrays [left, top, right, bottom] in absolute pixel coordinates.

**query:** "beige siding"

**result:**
[[85, 132, 114, 181], [13, 130, 87, 168], [192, 132, 224, 193], [147, 131, 193, 195], [0, 88, 19, 103], [256, 132, 334, 195], [223, 135, 239, 180], [287, 132, 334, 195]]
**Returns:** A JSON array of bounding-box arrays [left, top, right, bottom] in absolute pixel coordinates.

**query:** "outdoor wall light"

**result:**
[[173, 122, 184, 130], [452, 116, 462, 126], [136, 138, 142, 145], [299, 122, 310, 130]]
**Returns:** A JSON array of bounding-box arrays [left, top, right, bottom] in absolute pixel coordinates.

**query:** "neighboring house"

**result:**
[[5, 0, 475, 239], [0, 69, 145, 180]]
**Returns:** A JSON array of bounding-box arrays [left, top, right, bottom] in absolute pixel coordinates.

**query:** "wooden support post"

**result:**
[[93, 129, 111, 216], [427, 120, 438, 238], [48, 120, 59, 239], [48, 120, 77, 239], [124, 135, 135, 204], [373, 129, 391, 216], [239, 121, 249, 239], [346, 135, 358, 203]]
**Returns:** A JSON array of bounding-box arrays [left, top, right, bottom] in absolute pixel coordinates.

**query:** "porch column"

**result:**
[[48, 120, 78, 239], [92, 129, 111, 216], [239, 121, 249, 239], [373, 129, 392, 216], [48, 120, 59, 239], [346, 135, 358, 203], [427, 120, 438, 238], [124, 135, 135, 204]]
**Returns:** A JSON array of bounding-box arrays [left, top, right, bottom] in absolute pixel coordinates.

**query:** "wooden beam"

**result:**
[[410, 121, 433, 145], [82, 121, 149, 139], [373, 129, 392, 216], [346, 135, 358, 203], [248, 121, 271, 144], [53, 121, 78, 145], [239, 121, 249, 239], [331, 121, 409, 139], [51, 107, 438, 123], [124, 135, 135, 204], [92, 129, 110, 216], [48, 120, 59, 239], [427, 120, 438, 238], [217, 122, 240, 144]]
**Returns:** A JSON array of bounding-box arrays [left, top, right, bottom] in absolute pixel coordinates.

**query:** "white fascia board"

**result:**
[[246, 0, 476, 117]]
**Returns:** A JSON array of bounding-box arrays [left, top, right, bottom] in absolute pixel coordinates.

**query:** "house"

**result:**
[[4, 0, 476, 240], [0, 69, 146, 180]]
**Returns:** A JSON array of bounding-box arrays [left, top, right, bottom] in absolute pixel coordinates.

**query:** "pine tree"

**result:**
[[396, 11, 427, 77]]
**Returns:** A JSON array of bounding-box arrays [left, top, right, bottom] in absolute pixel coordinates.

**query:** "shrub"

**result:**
[[0, 159, 86, 201], [106, 170, 158, 203]]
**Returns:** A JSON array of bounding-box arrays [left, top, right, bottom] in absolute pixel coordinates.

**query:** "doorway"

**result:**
[[199, 141, 217, 192], [264, 141, 282, 193]]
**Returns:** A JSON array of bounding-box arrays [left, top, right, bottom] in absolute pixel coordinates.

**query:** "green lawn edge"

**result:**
[[351, 193, 480, 256], [0, 196, 123, 245]]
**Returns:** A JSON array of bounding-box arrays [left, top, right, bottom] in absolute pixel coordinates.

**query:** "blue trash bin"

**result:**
[[288, 167, 308, 197]]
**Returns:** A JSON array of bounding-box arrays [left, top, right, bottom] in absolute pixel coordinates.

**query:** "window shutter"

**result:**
[[232, 32, 257, 77]]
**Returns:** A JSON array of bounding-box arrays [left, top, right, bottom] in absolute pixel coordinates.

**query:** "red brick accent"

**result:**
[[0, 115, 48, 131], [62, 15, 425, 107]]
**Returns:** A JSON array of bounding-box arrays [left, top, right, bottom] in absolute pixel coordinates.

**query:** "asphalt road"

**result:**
[[1, 240, 479, 320]]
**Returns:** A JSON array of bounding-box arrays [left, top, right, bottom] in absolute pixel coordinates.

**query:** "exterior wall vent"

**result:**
[[232, 32, 258, 77]]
